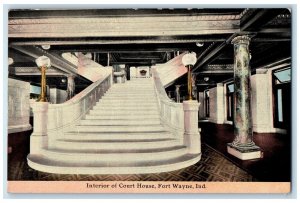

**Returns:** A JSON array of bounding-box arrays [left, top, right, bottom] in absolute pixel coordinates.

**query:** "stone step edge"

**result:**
[[27, 153, 200, 174]]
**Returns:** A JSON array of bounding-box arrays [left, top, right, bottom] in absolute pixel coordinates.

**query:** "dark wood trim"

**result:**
[[226, 82, 234, 121], [272, 67, 291, 129]]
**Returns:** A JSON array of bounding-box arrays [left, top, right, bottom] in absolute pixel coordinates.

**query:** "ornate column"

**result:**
[[38, 65, 48, 102], [182, 52, 197, 100], [175, 85, 181, 103], [227, 35, 262, 160], [67, 75, 75, 100], [30, 56, 51, 154], [187, 65, 193, 100], [120, 64, 126, 83], [36, 56, 51, 102]]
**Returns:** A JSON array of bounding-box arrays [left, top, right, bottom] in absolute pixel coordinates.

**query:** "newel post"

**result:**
[[183, 100, 201, 154], [30, 102, 48, 154]]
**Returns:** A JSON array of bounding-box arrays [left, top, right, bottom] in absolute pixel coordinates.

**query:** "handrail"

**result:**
[[152, 68, 184, 140], [46, 68, 113, 133]]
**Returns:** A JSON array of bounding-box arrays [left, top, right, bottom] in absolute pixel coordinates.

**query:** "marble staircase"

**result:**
[[27, 78, 201, 174]]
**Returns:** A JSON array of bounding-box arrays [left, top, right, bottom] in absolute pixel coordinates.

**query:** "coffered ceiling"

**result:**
[[8, 8, 291, 91]]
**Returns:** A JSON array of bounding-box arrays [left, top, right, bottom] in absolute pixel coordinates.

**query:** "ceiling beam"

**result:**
[[13, 66, 65, 76], [9, 14, 239, 38], [192, 9, 287, 74], [11, 45, 90, 83], [9, 38, 227, 46]]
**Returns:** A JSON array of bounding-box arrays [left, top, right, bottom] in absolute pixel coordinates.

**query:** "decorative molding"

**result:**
[[10, 38, 227, 46], [9, 15, 240, 38], [14, 66, 65, 76], [268, 14, 291, 26], [239, 9, 251, 18], [197, 64, 234, 74], [197, 42, 216, 60], [9, 15, 240, 24], [231, 35, 251, 45], [206, 64, 234, 70], [257, 57, 291, 70], [11, 45, 78, 76], [255, 69, 268, 74]]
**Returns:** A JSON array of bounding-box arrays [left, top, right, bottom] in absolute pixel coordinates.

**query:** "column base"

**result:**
[[227, 143, 262, 160], [184, 133, 201, 154], [30, 134, 48, 154]]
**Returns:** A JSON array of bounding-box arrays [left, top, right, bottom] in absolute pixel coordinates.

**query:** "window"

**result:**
[[272, 67, 291, 129], [204, 90, 210, 117], [226, 83, 234, 121]]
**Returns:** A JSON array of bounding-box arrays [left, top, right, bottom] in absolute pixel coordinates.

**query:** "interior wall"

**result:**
[[198, 92, 205, 118], [205, 83, 225, 124], [8, 78, 32, 133], [198, 64, 289, 134], [251, 71, 273, 133]]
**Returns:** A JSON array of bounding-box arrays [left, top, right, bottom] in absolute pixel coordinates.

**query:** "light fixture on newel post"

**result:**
[[182, 52, 197, 100], [35, 56, 51, 102]]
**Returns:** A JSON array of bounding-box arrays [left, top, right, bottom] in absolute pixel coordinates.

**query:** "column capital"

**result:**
[[67, 74, 75, 78], [31, 102, 48, 113], [256, 69, 268, 74], [183, 100, 200, 111], [231, 35, 251, 45]]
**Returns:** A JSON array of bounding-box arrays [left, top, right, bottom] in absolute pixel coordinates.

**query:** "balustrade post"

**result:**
[[30, 102, 48, 154], [183, 100, 201, 154]]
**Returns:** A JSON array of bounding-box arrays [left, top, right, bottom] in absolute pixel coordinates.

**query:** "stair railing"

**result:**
[[29, 68, 113, 153], [152, 68, 185, 144], [152, 68, 201, 154]]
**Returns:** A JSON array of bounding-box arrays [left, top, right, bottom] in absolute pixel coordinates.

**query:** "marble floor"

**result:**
[[7, 130, 255, 181], [200, 122, 291, 182], [9, 121, 290, 182]]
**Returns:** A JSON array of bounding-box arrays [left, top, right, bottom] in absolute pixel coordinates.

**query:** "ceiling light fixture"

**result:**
[[8, 57, 14, 65], [182, 52, 197, 100], [196, 42, 204, 47], [41, 44, 51, 50]]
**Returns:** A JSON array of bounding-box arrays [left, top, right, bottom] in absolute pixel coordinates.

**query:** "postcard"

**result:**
[[6, 6, 292, 194]]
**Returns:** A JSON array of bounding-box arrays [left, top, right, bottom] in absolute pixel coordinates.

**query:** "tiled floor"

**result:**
[[8, 122, 290, 182], [199, 122, 291, 182], [7, 130, 255, 182]]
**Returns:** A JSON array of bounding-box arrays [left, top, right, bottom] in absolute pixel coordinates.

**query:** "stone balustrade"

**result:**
[[152, 68, 201, 154], [30, 68, 113, 152]]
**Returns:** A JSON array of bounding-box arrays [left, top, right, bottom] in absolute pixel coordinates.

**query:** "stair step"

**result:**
[[109, 89, 154, 92], [54, 138, 179, 150], [98, 100, 157, 104], [63, 131, 173, 140], [88, 110, 159, 116], [85, 114, 160, 120], [92, 106, 158, 111], [101, 97, 156, 101], [38, 145, 188, 162], [80, 119, 161, 125], [111, 86, 153, 88], [74, 125, 166, 132], [103, 95, 156, 98], [27, 77, 202, 175], [27, 153, 200, 174], [95, 103, 157, 107]]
